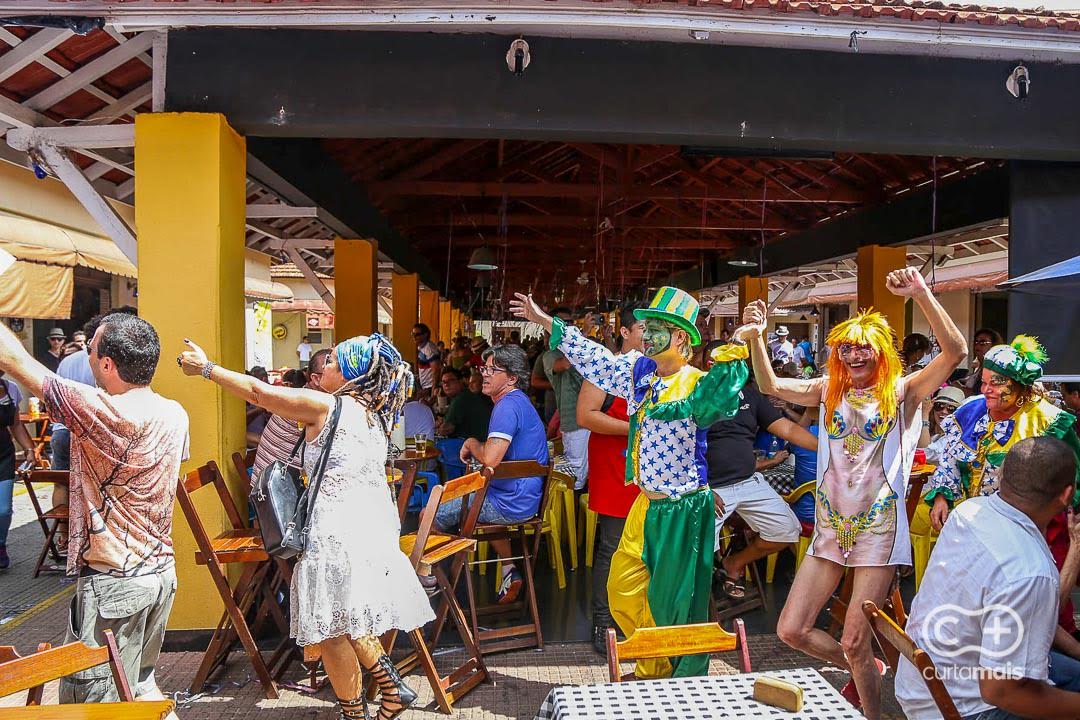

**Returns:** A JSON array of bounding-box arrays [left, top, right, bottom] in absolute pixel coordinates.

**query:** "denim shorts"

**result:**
[[435, 495, 529, 533], [59, 568, 177, 702]]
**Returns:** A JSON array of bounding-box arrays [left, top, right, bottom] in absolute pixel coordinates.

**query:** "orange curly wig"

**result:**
[[824, 309, 904, 424]]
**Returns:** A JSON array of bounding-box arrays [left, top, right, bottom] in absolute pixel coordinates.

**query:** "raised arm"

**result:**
[[179, 340, 331, 428], [738, 300, 825, 407], [510, 293, 634, 399], [0, 322, 51, 400], [888, 268, 968, 406]]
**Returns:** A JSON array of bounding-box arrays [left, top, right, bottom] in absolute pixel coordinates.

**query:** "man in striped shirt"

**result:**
[[250, 349, 331, 482]]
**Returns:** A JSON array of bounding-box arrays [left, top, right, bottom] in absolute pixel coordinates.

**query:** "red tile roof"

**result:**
[[684, 0, 1080, 32]]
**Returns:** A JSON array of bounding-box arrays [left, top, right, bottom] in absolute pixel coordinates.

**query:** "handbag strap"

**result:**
[[297, 397, 343, 538]]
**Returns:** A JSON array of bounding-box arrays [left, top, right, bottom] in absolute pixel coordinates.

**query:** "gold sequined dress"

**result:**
[[810, 387, 922, 567]]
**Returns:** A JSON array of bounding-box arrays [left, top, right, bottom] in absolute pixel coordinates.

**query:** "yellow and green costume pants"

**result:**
[[607, 488, 715, 679]]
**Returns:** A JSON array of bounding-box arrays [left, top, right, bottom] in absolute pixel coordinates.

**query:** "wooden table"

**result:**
[[19, 413, 52, 460], [535, 668, 860, 720], [401, 447, 440, 463], [0, 700, 175, 720]]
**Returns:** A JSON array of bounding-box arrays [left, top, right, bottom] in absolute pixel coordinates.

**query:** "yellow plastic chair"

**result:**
[[551, 478, 579, 570], [578, 492, 598, 568], [785, 481, 817, 574], [909, 502, 939, 590]]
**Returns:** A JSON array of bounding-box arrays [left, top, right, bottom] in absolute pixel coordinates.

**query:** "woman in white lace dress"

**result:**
[[179, 334, 434, 720]]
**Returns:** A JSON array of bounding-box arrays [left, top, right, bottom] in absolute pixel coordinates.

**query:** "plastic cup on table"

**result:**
[[912, 449, 927, 469]]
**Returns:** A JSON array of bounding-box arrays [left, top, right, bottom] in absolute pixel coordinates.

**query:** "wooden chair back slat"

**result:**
[[0, 631, 132, 701], [607, 621, 751, 682], [439, 472, 488, 539], [486, 460, 548, 482], [440, 471, 485, 504], [231, 449, 257, 484], [179, 461, 245, 531], [176, 464, 228, 571], [21, 471, 70, 486], [617, 622, 736, 659], [862, 601, 961, 720]]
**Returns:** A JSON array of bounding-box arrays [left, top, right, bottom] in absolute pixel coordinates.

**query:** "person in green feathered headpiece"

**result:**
[[920, 333, 1080, 645]]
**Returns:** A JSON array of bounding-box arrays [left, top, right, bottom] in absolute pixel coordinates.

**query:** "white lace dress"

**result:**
[[290, 397, 435, 646]]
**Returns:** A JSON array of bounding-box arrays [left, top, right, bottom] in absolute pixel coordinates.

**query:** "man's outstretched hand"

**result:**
[[509, 293, 554, 333]]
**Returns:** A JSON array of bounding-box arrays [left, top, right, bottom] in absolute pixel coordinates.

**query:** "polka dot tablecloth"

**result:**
[[534, 667, 861, 720]]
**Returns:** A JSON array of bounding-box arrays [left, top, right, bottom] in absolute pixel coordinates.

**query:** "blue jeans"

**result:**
[[0, 477, 12, 546]]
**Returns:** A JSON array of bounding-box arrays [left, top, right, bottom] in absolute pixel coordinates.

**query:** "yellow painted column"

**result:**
[[419, 289, 440, 342], [391, 273, 419, 365], [857, 245, 908, 338], [737, 275, 769, 318], [334, 238, 378, 338], [135, 113, 246, 630], [452, 308, 462, 336], [439, 299, 452, 344]]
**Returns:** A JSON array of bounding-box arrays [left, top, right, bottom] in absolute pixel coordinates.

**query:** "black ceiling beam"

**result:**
[[665, 164, 1010, 291], [169, 29, 1080, 161], [247, 137, 442, 292]]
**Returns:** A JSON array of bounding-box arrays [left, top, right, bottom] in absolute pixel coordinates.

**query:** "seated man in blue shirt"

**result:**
[[435, 344, 549, 604]]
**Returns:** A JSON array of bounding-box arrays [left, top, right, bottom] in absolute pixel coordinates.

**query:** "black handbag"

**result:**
[[251, 397, 342, 560]]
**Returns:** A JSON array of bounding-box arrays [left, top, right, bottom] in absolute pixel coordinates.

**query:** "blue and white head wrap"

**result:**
[[334, 333, 414, 432]]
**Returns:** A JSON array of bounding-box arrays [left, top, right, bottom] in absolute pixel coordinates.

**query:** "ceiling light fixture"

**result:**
[[727, 248, 758, 269], [467, 246, 498, 271]]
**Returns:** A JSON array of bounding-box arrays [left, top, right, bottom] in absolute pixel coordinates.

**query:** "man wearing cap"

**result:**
[[512, 287, 750, 679], [38, 328, 66, 374]]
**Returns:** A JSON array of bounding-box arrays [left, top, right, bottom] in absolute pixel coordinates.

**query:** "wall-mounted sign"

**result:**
[[306, 313, 335, 330], [272, 323, 288, 340]]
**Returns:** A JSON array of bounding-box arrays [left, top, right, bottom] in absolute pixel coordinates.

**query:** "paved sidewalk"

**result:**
[[0, 592, 903, 719]]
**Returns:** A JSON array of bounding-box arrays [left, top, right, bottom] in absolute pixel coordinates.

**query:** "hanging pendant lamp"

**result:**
[[467, 246, 498, 271]]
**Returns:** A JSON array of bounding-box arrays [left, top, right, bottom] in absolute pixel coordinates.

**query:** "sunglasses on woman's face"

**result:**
[[932, 403, 954, 413]]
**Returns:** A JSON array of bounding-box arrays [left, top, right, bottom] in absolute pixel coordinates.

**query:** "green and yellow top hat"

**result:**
[[634, 286, 702, 346], [983, 334, 1048, 387]]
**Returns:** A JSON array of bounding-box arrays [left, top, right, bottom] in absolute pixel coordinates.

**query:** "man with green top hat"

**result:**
[[511, 287, 751, 679]]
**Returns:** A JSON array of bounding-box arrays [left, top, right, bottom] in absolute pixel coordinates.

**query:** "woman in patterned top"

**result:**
[[739, 268, 966, 720]]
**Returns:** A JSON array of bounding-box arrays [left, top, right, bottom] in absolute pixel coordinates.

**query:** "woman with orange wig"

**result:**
[[736, 268, 966, 720]]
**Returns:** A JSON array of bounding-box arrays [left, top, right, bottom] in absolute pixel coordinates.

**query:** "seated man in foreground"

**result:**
[[435, 344, 548, 604], [896, 436, 1080, 720]]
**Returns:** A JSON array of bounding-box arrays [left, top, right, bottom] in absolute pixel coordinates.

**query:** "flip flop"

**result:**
[[714, 566, 746, 600]]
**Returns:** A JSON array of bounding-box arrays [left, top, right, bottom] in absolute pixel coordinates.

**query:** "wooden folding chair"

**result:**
[[376, 472, 490, 713], [230, 448, 257, 482], [605, 621, 752, 682], [175, 460, 280, 699], [19, 469, 69, 577], [0, 643, 51, 705], [465, 459, 549, 655], [0, 630, 133, 704], [863, 600, 961, 720]]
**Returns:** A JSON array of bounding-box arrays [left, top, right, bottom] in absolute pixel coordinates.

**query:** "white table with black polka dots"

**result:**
[[534, 667, 861, 720]]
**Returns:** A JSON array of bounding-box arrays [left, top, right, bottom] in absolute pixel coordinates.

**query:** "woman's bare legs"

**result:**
[[352, 635, 417, 720], [318, 635, 366, 718]]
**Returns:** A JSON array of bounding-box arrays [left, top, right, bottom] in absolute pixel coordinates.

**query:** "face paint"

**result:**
[[643, 320, 674, 357]]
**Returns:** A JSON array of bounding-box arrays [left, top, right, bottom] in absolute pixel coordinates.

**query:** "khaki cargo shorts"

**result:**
[[59, 567, 177, 703]]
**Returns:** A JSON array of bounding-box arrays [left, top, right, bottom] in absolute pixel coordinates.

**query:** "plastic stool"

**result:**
[[911, 532, 937, 590]]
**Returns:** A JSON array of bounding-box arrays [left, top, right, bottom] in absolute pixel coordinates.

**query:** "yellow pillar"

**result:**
[[452, 308, 462, 336], [439, 299, 452, 344], [334, 238, 377, 338], [857, 245, 908, 338], [419, 289, 440, 342], [391, 273, 419, 365], [737, 275, 769, 318], [135, 113, 246, 630]]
